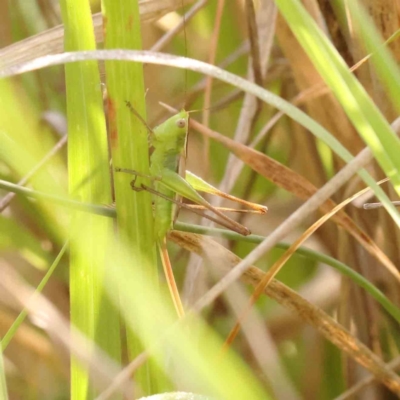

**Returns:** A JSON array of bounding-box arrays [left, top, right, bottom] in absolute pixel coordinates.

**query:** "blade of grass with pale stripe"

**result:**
[[59, 1, 120, 398], [1, 49, 399, 225], [101, 0, 161, 394]]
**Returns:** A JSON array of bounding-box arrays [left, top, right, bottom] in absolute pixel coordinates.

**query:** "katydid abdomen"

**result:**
[[150, 110, 189, 240], [150, 110, 189, 318]]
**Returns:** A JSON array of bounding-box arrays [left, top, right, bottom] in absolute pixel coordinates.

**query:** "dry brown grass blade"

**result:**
[[224, 178, 399, 348], [217, 0, 277, 196], [0, 0, 195, 70], [201, 0, 225, 178], [189, 119, 397, 277], [168, 230, 400, 396], [245, 0, 263, 88]]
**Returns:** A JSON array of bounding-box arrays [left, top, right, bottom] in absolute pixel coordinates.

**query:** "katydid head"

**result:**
[[150, 109, 189, 174], [153, 109, 189, 143]]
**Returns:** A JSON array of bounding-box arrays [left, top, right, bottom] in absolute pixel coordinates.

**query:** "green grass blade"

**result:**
[[3, 49, 399, 225], [101, 0, 160, 394], [59, 1, 120, 398]]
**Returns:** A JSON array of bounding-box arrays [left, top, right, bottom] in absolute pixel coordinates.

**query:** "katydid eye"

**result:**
[[176, 119, 186, 128]]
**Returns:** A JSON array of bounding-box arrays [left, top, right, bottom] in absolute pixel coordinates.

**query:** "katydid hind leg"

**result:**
[[186, 170, 268, 214], [141, 183, 251, 233], [157, 168, 251, 236], [158, 238, 185, 319]]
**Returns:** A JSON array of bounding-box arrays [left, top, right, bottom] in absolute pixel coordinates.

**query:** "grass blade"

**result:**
[[59, 0, 120, 398], [101, 0, 160, 394]]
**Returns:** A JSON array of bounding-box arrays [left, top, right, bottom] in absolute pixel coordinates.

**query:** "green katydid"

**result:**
[[112, 1, 266, 319], [116, 105, 268, 319]]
